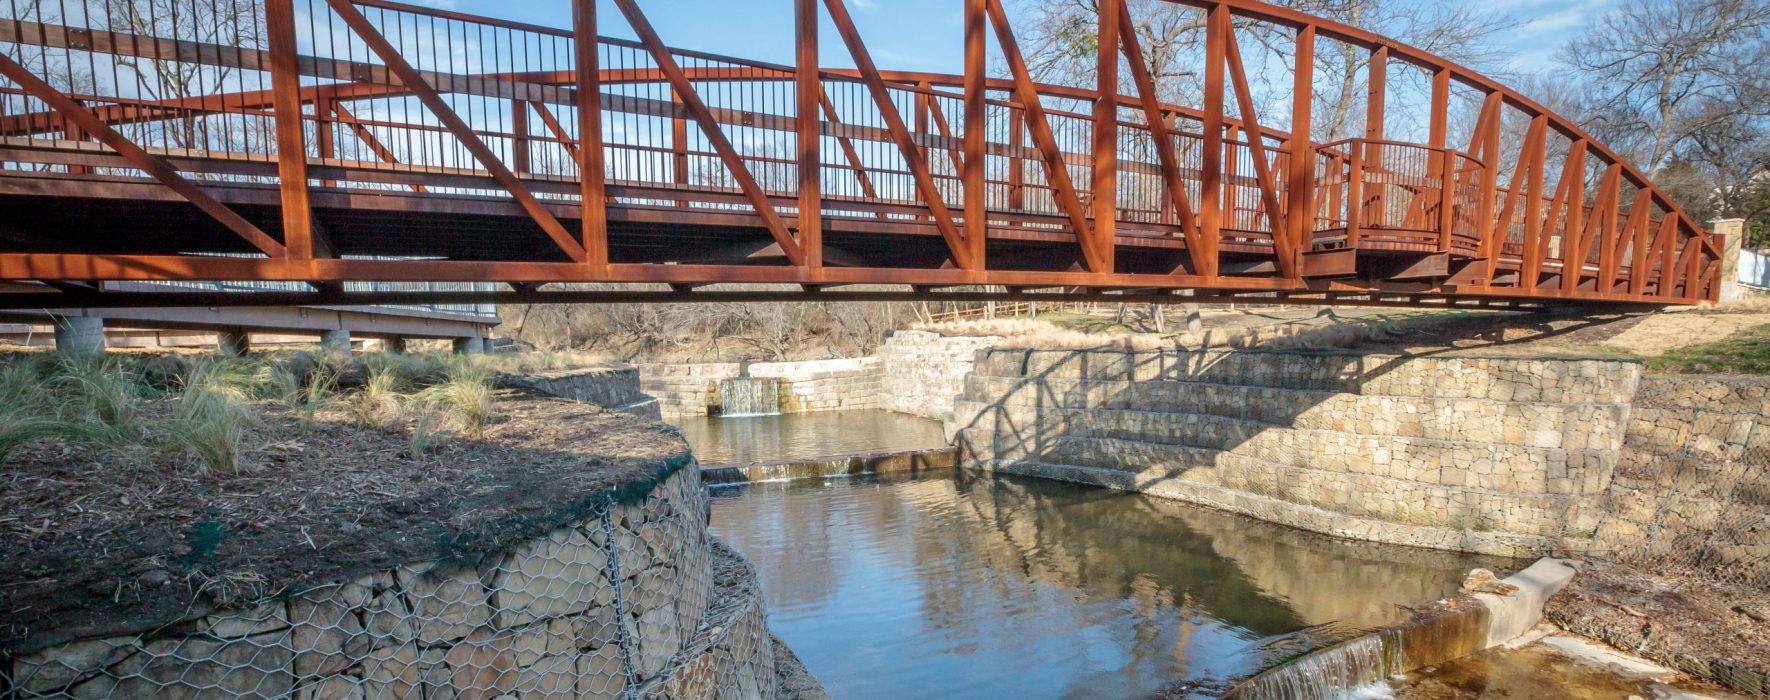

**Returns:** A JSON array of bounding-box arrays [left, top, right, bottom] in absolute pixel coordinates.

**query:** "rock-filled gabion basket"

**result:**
[[4, 464, 776, 699]]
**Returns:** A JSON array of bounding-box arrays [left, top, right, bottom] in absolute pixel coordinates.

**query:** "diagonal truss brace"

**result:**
[[324, 0, 587, 264], [1114, 7, 1206, 273], [0, 52, 286, 258], [984, 0, 1107, 273], [610, 0, 804, 266], [822, 0, 972, 270]]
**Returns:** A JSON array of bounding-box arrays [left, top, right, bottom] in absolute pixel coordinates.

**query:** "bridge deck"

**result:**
[[0, 0, 1726, 310]]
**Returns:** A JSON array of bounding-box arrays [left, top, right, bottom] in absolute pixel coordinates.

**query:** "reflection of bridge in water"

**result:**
[[0, 0, 1725, 310], [711, 471, 1504, 697]]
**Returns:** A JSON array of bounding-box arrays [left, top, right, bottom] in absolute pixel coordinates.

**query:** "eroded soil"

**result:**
[[0, 393, 690, 653], [1545, 561, 1770, 696]]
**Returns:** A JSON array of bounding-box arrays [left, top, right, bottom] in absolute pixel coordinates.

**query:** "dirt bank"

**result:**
[[1, 393, 691, 653], [1545, 561, 1770, 697]]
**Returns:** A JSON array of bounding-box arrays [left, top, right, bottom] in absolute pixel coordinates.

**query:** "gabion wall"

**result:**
[[1591, 375, 1770, 588], [5, 466, 776, 699]]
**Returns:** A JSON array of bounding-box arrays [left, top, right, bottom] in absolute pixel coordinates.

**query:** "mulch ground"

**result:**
[[1545, 560, 1770, 697], [0, 392, 690, 654]]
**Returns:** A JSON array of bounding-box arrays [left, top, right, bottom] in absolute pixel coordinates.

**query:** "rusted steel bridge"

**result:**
[[0, 0, 1727, 310]]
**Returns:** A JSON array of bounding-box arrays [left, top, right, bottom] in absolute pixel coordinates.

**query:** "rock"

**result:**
[[1461, 568, 1520, 596]]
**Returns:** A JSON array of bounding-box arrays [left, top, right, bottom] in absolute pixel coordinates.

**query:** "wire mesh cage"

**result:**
[[4, 465, 777, 699]]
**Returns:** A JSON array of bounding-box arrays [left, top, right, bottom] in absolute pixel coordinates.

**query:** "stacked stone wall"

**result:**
[[952, 349, 1641, 557], [5, 467, 778, 699], [500, 365, 662, 420], [640, 359, 880, 417], [876, 331, 1003, 420], [749, 358, 881, 414], [640, 364, 742, 418], [1588, 376, 1770, 584]]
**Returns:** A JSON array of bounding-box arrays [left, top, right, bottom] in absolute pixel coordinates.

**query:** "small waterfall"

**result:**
[[1230, 633, 1400, 700], [1229, 603, 1492, 700], [719, 377, 781, 417]]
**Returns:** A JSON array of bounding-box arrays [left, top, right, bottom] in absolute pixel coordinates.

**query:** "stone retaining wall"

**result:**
[[500, 365, 662, 420], [1588, 376, 1770, 584], [750, 359, 880, 415], [952, 349, 1641, 557], [876, 331, 1002, 420], [4, 466, 778, 699], [641, 363, 741, 418], [640, 359, 880, 417]]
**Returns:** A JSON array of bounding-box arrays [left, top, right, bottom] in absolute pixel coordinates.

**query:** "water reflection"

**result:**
[[711, 472, 1514, 700], [672, 410, 948, 465]]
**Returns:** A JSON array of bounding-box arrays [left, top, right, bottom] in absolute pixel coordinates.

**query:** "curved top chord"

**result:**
[[0, 0, 1724, 309]]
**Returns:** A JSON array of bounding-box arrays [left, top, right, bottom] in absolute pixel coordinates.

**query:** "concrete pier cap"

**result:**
[[453, 336, 486, 354], [319, 329, 352, 354], [51, 315, 106, 355]]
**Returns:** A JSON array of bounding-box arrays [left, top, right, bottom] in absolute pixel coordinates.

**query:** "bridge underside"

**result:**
[[0, 182, 1605, 311], [0, 0, 1726, 311]]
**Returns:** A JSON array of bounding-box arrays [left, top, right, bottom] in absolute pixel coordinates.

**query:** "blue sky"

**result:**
[[412, 0, 1620, 77]]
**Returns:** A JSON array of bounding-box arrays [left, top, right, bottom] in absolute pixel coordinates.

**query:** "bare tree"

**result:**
[[1008, 0, 1516, 140], [1561, 0, 1770, 245], [1563, 0, 1770, 173], [94, 0, 265, 151]]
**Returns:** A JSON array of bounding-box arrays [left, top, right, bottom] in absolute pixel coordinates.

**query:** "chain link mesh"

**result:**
[[1595, 402, 1770, 590], [3, 466, 776, 699]]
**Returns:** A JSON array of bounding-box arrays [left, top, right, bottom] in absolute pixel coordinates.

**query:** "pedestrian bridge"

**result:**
[[0, 0, 1727, 310]]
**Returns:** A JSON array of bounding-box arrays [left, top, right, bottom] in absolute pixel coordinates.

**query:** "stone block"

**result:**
[[489, 527, 612, 627]]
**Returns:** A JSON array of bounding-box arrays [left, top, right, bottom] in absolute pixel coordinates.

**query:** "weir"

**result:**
[[719, 377, 783, 417]]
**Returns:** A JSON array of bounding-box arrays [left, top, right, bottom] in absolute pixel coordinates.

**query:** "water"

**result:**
[[719, 377, 782, 416], [1387, 642, 1742, 699], [710, 471, 1513, 699], [1232, 634, 1400, 700], [672, 409, 948, 466]]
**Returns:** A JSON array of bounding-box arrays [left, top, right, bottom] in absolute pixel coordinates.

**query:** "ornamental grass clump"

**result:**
[[0, 354, 128, 461], [351, 368, 404, 428], [50, 354, 143, 444], [170, 363, 254, 474], [416, 357, 495, 440]]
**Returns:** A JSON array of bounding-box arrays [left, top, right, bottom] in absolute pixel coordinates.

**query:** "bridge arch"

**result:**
[[0, 0, 1725, 309]]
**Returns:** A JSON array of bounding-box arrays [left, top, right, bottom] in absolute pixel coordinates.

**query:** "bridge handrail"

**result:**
[[0, 0, 1726, 307]]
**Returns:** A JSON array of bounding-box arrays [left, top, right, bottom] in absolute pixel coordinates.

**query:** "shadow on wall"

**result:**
[[949, 341, 1644, 557]]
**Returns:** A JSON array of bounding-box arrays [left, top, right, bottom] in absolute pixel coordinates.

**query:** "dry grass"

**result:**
[[481, 349, 616, 373], [415, 358, 495, 439], [0, 350, 510, 473], [351, 369, 405, 428], [169, 363, 254, 474], [917, 313, 1415, 352]]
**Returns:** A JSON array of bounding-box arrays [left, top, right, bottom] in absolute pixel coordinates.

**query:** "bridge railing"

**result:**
[[0, 0, 1728, 307], [1312, 139, 1485, 254]]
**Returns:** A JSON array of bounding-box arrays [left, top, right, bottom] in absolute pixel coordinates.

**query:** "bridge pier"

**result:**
[[217, 328, 251, 356], [453, 337, 485, 354], [52, 315, 106, 356], [1713, 219, 1747, 303], [320, 329, 353, 354], [383, 337, 409, 353]]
